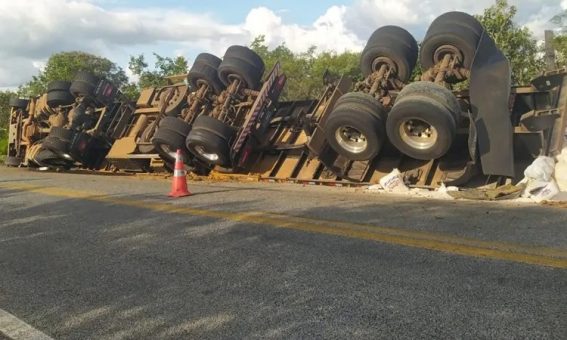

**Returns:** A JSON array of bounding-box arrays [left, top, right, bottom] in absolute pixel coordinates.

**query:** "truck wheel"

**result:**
[[361, 26, 418, 83], [387, 86, 458, 160], [428, 11, 484, 38], [43, 136, 70, 155], [43, 127, 74, 156], [49, 127, 75, 141], [5, 156, 22, 167], [9, 98, 29, 109], [47, 80, 71, 92], [151, 117, 192, 163], [137, 121, 157, 154], [325, 93, 386, 161], [420, 12, 483, 72], [218, 45, 265, 90], [70, 71, 99, 97], [32, 148, 73, 169], [394, 81, 461, 125], [187, 53, 224, 94], [333, 92, 387, 120], [185, 115, 236, 167], [47, 81, 75, 107]]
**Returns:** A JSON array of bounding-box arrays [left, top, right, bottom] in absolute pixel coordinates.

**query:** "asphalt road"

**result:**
[[0, 167, 566, 339]]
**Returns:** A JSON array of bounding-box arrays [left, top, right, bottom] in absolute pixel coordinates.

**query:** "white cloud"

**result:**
[[243, 6, 364, 53], [0, 0, 564, 88]]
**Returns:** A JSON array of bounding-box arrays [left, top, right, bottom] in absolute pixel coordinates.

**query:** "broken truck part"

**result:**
[[106, 74, 189, 172], [150, 53, 225, 173], [40, 71, 134, 169]]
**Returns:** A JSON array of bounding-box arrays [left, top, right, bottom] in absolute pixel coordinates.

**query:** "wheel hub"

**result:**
[[159, 144, 178, 159], [399, 119, 438, 150], [195, 145, 219, 162], [434, 45, 463, 65], [335, 126, 368, 154]]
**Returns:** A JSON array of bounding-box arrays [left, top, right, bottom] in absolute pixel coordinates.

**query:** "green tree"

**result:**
[[20, 51, 128, 96], [0, 90, 16, 129], [550, 11, 567, 66], [475, 0, 543, 85], [123, 53, 189, 99], [0, 90, 17, 156], [250, 36, 361, 100]]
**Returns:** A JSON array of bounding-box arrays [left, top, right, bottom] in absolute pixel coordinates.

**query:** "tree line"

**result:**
[[1, 0, 566, 134]]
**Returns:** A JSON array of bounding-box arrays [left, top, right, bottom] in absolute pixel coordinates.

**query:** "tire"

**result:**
[[325, 93, 386, 161], [70, 71, 99, 97], [428, 11, 484, 37], [47, 80, 71, 92], [386, 95, 456, 160], [47, 89, 75, 107], [43, 127, 74, 156], [8, 98, 29, 109], [43, 136, 71, 155], [218, 45, 265, 90], [156, 86, 188, 117], [32, 148, 73, 169], [191, 114, 237, 138], [137, 121, 157, 154], [5, 156, 22, 167], [49, 127, 74, 141], [152, 117, 192, 163], [394, 82, 461, 124], [187, 53, 224, 94], [420, 12, 483, 71], [185, 115, 237, 167], [333, 92, 386, 120], [361, 26, 418, 82], [158, 116, 192, 136]]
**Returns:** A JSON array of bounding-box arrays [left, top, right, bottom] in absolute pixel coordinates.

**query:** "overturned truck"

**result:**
[[9, 11, 563, 190], [6, 72, 134, 170], [148, 11, 565, 188]]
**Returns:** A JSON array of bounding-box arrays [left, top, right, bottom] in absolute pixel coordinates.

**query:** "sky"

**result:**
[[0, 0, 565, 89]]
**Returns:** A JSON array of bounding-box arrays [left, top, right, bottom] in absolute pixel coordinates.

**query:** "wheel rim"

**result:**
[[194, 145, 219, 162], [399, 119, 438, 150], [159, 144, 178, 160], [335, 126, 368, 154]]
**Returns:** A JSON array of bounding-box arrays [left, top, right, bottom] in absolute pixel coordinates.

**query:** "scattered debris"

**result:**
[[555, 147, 567, 192], [378, 168, 409, 192], [447, 184, 525, 201]]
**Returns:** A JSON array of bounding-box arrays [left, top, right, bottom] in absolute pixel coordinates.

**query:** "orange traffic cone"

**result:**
[[169, 149, 191, 198]]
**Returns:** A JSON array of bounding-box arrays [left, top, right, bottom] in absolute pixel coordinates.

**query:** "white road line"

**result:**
[[0, 309, 53, 340]]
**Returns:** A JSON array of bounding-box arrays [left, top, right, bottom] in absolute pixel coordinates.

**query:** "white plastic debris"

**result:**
[[524, 156, 555, 182], [379, 168, 409, 192], [527, 180, 561, 203], [555, 147, 567, 192], [438, 183, 459, 193], [522, 155, 561, 202], [366, 184, 382, 191]]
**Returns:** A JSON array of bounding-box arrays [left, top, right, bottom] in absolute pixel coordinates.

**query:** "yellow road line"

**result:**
[[2, 182, 567, 269]]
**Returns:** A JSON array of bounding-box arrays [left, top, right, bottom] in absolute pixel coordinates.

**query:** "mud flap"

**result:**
[[469, 31, 515, 177]]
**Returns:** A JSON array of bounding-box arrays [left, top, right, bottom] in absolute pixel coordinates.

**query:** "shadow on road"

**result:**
[[0, 187, 566, 339]]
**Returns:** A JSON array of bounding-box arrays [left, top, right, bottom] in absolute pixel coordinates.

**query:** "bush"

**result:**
[[0, 129, 7, 163]]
